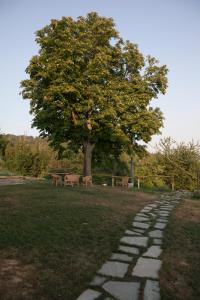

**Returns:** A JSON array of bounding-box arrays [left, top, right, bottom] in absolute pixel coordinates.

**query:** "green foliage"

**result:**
[[93, 174, 112, 186], [21, 12, 168, 174], [0, 133, 8, 158], [158, 138, 200, 190], [93, 151, 129, 176], [193, 190, 200, 200], [3, 138, 50, 177], [135, 153, 166, 187], [136, 138, 200, 190]]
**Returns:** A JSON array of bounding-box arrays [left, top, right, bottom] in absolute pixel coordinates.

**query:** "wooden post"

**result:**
[[171, 175, 175, 191], [137, 178, 140, 189], [130, 155, 134, 186], [112, 176, 114, 187]]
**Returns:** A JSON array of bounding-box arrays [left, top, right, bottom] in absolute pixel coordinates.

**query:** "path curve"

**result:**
[[76, 191, 190, 300]]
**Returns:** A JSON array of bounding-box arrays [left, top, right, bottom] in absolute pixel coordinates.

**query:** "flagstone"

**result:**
[[110, 253, 133, 262], [154, 223, 167, 230], [103, 281, 140, 300], [148, 230, 163, 238], [148, 213, 157, 218], [90, 276, 107, 287], [132, 222, 150, 229], [118, 245, 140, 255], [158, 212, 169, 217], [148, 204, 158, 208], [77, 289, 101, 300], [153, 239, 163, 245], [133, 228, 145, 234], [136, 213, 148, 217], [125, 230, 141, 236], [134, 216, 150, 222], [140, 208, 152, 213], [120, 236, 148, 247], [143, 246, 162, 258], [98, 261, 129, 278], [144, 280, 160, 300], [132, 258, 162, 279], [156, 218, 168, 223]]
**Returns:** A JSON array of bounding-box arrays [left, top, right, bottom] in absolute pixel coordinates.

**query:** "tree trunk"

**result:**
[[83, 139, 94, 176], [130, 155, 134, 186]]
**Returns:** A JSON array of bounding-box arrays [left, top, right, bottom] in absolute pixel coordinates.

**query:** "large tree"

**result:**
[[21, 12, 168, 176]]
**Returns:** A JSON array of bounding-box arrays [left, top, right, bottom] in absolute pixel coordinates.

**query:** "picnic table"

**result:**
[[49, 173, 81, 187]]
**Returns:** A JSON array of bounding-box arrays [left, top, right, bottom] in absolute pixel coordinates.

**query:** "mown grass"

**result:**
[[0, 181, 157, 300], [160, 198, 200, 300]]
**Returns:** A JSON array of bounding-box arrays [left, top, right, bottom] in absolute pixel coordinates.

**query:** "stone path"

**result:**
[[76, 191, 189, 300]]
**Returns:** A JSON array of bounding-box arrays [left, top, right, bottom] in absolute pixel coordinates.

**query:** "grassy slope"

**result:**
[[0, 181, 157, 300], [160, 198, 200, 300]]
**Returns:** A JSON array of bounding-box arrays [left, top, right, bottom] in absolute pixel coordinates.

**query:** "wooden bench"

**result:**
[[64, 174, 80, 187]]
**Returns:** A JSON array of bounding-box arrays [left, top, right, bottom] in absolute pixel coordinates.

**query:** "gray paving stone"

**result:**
[[134, 216, 150, 222], [110, 253, 133, 262], [148, 230, 163, 239], [148, 204, 158, 208], [125, 230, 141, 236], [154, 223, 167, 230], [159, 208, 171, 212], [133, 228, 145, 234], [132, 257, 162, 279], [148, 213, 157, 218], [136, 213, 148, 217], [98, 261, 129, 278], [118, 245, 140, 255], [120, 236, 148, 247], [77, 289, 101, 300], [132, 222, 150, 229], [158, 211, 169, 217], [159, 208, 170, 212], [144, 279, 160, 300], [140, 208, 152, 213], [103, 280, 140, 300], [160, 206, 173, 210], [156, 218, 168, 223], [142, 246, 162, 258], [153, 239, 163, 245], [90, 275, 107, 287]]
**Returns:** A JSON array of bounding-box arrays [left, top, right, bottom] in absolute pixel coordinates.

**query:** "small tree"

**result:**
[[158, 137, 200, 190], [21, 12, 168, 176]]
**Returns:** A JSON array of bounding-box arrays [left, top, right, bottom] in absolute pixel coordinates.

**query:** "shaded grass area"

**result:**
[[0, 181, 157, 300], [160, 199, 200, 300]]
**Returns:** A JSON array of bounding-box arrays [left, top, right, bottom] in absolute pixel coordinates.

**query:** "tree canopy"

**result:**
[[21, 12, 168, 175]]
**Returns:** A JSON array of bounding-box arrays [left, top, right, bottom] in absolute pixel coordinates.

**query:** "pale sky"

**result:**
[[0, 0, 200, 149]]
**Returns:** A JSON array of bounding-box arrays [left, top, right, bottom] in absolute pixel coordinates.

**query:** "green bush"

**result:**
[[193, 190, 200, 200], [93, 174, 112, 186]]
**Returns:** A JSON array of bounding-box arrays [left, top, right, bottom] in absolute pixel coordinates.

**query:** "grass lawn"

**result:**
[[0, 181, 158, 300], [160, 197, 200, 300]]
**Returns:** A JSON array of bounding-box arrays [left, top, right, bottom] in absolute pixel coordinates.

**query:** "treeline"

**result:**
[[0, 133, 129, 177], [0, 134, 53, 176], [0, 134, 200, 190], [135, 138, 200, 190]]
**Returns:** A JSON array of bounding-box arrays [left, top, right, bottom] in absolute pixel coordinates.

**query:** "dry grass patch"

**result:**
[[0, 250, 38, 300], [160, 199, 200, 300]]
